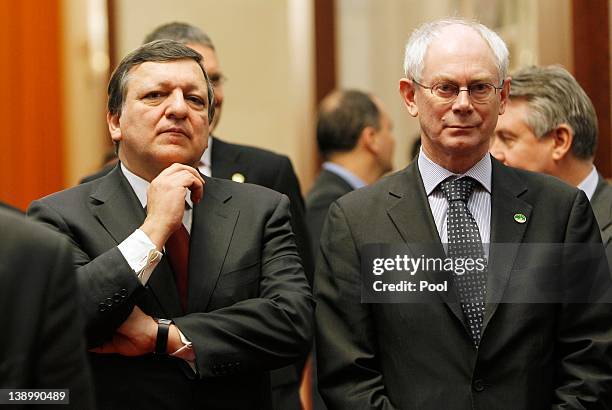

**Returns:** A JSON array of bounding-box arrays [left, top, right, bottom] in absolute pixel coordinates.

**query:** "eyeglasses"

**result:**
[[412, 79, 503, 104], [209, 74, 227, 89]]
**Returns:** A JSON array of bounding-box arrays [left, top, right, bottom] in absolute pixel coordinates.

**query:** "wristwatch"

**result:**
[[154, 318, 173, 354]]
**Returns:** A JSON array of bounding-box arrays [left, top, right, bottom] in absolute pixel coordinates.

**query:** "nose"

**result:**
[[165, 89, 188, 118], [451, 89, 473, 113], [489, 136, 505, 162]]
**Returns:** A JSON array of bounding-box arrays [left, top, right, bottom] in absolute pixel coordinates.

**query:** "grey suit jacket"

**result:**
[[591, 174, 612, 247], [306, 169, 354, 254], [28, 166, 313, 410], [315, 158, 612, 410], [0, 207, 94, 409]]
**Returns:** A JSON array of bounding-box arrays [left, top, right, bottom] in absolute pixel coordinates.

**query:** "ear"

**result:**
[[360, 126, 379, 154], [550, 124, 573, 161], [107, 111, 122, 144], [498, 76, 512, 115], [399, 78, 418, 117]]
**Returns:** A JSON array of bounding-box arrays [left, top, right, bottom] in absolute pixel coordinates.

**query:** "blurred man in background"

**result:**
[[491, 65, 612, 247]]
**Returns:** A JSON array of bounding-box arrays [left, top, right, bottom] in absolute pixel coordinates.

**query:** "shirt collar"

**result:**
[[577, 165, 598, 201], [120, 163, 194, 209], [200, 136, 213, 168], [417, 149, 492, 195], [322, 162, 366, 189]]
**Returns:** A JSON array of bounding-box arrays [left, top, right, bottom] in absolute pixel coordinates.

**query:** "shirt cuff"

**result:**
[[117, 229, 163, 285], [171, 328, 196, 372]]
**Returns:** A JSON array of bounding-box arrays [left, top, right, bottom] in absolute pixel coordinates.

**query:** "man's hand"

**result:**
[[89, 306, 157, 356], [140, 163, 204, 250]]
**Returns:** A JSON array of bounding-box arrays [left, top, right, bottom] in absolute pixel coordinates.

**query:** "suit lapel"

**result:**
[[89, 166, 183, 318], [210, 136, 243, 179], [484, 161, 531, 330], [591, 175, 612, 245], [89, 166, 146, 244], [386, 163, 465, 323], [188, 177, 239, 312]]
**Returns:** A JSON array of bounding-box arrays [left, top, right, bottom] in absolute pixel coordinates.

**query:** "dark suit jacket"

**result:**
[[0, 207, 94, 409], [592, 174, 612, 248], [306, 169, 354, 254], [315, 159, 612, 409], [28, 166, 313, 410]]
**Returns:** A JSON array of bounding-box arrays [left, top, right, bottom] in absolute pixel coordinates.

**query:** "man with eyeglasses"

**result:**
[[314, 17, 612, 409]]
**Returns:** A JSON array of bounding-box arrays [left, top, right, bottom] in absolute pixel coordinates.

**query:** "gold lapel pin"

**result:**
[[513, 213, 527, 224], [231, 173, 245, 183]]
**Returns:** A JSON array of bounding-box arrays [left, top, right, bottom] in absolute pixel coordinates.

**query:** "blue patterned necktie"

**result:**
[[439, 177, 487, 347]]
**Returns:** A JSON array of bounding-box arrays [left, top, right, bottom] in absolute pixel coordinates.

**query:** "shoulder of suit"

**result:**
[[500, 164, 581, 198], [0, 207, 67, 251], [214, 137, 291, 164], [206, 175, 285, 202], [306, 172, 353, 209]]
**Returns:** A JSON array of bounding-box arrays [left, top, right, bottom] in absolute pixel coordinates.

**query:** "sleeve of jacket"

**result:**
[[173, 194, 314, 378], [27, 200, 143, 347], [315, 202, 398, 410], [36, 232, 96, 410], [272, 156, 315, 287], [553, 190, 612, 408]]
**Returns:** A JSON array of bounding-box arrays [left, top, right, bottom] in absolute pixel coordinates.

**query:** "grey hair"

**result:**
[[107, 39, 215, 123], [403, 17, 509, 83], [143, 22, 215, 49], [509, 65, 598, 159]]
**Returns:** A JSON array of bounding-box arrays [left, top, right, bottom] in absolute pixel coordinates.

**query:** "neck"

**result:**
[[327, 151, 384, 185], [421, 144, 488, 174], [554, 157, 593, 187]]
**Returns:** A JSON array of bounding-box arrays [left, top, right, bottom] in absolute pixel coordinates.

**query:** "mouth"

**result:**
[[160, 127, 189, 137], [446, 125, 476, 129]]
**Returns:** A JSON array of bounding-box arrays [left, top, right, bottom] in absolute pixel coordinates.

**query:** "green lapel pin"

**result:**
[[514, 213, 527, 224]]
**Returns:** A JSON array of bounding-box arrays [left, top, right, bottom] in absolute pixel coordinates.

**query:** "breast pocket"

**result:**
[[215, 258, 261, 303]]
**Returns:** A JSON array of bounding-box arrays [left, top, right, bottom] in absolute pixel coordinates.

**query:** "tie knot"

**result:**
[[439, 177, 476, 203]]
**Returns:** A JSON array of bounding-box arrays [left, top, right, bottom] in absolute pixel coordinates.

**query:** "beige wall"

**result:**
[[113, 0, 316, 190], [61, 0, 573, 187], [62, 0, 110, 186]]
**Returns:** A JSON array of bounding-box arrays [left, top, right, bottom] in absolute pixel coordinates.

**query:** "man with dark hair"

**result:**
[[315, 18, 612, 409], [491, 65, 612, 246], [0, 205, 94, 409], [143, 22, 315, 409], [28, 40, 312, 410], [307, 89, 395, 252]]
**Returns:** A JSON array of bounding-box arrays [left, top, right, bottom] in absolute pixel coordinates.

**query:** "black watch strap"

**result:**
[[155, 318, 172, 354]]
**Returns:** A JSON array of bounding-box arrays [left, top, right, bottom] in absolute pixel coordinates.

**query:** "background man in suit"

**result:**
[[306, 89, 395, 410], [490, 65, 612, 247], [306, 89, 395, 252], [314, 18, 612, 409], [143, 22, 313, 409], [0, 206, 94, 409], [28, 40, 312, 410]]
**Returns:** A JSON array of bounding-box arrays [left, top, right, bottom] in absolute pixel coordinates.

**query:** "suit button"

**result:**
[[105, 297, 113, 306], [113, 293, 122, 303], [98, 303, 107, 312], [120, 288, 128, 296], [473, 379, 485, 392]]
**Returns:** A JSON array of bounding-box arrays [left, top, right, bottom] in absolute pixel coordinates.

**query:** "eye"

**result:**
[[144, 91, 162, 99], [470, 83, 492, 95], [186, 95, 205, 108], [433, 82, 458, 96]]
